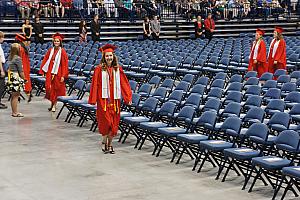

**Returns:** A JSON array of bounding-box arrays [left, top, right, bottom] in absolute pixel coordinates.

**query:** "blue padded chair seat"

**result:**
[[224, 148, 260, 160], [291, 115, 300, 122], [36, 77, 46, 82], [57, 95, 78, 102], [270, 124, 288, 132], [157, 127, 187, 137], [252, 156, 291, 170], [177, 134, 208, 144], [120, 111, 133, 119], [282, 166, 300, 178], [139, 121, 168, 131], [69, 76, 87, 81], [199, 140, 234, 151], [249, 135, 277, 145], [132, 73, 146, 78], [80, 104, 97, 111], [68, 99, 88, 106], [123, 116, 150, 125]]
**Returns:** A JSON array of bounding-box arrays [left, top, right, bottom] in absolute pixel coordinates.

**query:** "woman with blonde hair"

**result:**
[[7, 43, 26, 117]]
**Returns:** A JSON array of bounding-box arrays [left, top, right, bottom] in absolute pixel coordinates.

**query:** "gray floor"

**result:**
[[0, 96, 297, 200]]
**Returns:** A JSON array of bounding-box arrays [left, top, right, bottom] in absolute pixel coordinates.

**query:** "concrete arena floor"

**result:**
[[0, 96, 297, 200]]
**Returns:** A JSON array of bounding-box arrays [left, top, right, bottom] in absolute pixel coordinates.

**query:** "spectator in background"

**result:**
[[0, 31, 7, 109], [60, 0, 73, 18], [22, 19, 33, 40], [194, 15, 204, 38], [79, 20, 88, 42], [204, 12, 215, 41], [52, 0, 62, 18], [143, 16, 151, 39], [150, 15, 160, 40], [40, 0, 52, 18], [91, 14, 101, 42], [33, 17, 44, 43], [16, 0, 31, 19]]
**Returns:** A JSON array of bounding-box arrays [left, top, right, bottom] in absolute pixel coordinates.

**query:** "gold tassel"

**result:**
[[104, 99, 107, 111]]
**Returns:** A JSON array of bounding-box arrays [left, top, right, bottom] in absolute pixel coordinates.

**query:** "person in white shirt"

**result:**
[[0, 31, 7, 109]]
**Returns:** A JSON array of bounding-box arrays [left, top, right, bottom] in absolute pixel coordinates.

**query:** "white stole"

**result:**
[[251, 39, 261, 60], [102, 67, 121, 99], [42, 47, 62, 74]]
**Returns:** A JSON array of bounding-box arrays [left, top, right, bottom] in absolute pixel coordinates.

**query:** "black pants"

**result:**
[[205, 30, 213, 41], [92, 35, 100, 42], [151, 33, 159, 41], [0, 77, 5, 101], [35, 36, 44, 44]]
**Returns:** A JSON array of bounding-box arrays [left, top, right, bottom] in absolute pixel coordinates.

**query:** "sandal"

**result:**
[[51, 107, 56, 112], [108, 146, 115, 154], [12, 113, 24, 117], [27, 93, 33, 103]]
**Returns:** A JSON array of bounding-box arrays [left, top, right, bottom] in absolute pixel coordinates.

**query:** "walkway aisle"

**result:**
[[0, 97, 288, 200]]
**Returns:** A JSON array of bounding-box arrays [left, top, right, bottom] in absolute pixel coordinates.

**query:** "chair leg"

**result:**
[[170, 142, 181, 163], [56, 104, 65, 119], [192, 149, 202, 171], [156, 137, 167, 157], [197, 152, 209, 173], [242, 166, 254, 190], [272, 175, 285, 200], [216, 158, 227, 180], [248, 167, 261, 193]]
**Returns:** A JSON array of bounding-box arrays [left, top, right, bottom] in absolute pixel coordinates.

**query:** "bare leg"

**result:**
[[102, 135, 108, 152], [11, 92, 20, 115], [107, 132, 115, 154], [61, 6, 65, 18]]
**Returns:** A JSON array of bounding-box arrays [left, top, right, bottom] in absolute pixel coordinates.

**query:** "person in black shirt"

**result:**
[[143, 17, 151, 39], [194, 15, 204, 38], [33, 17, 44, 44], [91, 14, 100, 42]]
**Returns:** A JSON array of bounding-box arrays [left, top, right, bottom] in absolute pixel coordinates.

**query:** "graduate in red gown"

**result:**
[[88, 44, 132, 154], [39, 33, 69, 112], [15, 33, 32, 102], [248, 28, 267, 78], [268, 26, 286, 76]]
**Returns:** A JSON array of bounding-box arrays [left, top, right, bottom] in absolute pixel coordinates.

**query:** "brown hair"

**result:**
[[100, 52, 119, 69], [9, 43, 20, 61], [0, 31, 4, 38]]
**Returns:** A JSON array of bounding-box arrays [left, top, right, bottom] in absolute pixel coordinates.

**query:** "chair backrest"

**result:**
[[203, 98, 221, 112], [259, 72, 273, 81], [228, 74, 242, 83], [152, 87, 168, 99], [225, 91, 242, 103], [174, 81, 190, 92], [214, 72, 227, 80], [275, 130, 300, 153], [246, 123, 269, 143], [129, 80, 137, 92], [244, 77, 259, 86], [244, 107, 265, 123], [226, 82, 242, 92], [176, 106, 195, 124], [184, 94, 202, 108], [195, 76, 209, 86], [207, 88, 223, 99], [190, 84, 205, 96], [265, 99, 285, 111], [141, 97, 159, 112], [131, 93, 141, 107], [138, 83, 152, 94], [281, 82, 296, 92], [289, 104, 300, 115], [264, 88, 281, 99], [274, 69, 287, 77], [262, 80, 277, 89], [245, 85, 261, 96], [285, 91, 300, 103], [157, 101, 176, 117], [222, 102, 241, 116], [167, 90, 183, 103], [160, 78, 174, 89], [196, 111, 218, 129], [148, 76, 161, 87], [182, 74, 194, 83], [244, 71, 257, 79], [210, 79, 225, 89], [245, 95, 262, 107], [268, 112, 290, 128], [221, 116, 242, 136]]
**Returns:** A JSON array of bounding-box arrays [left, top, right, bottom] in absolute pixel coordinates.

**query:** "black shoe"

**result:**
[[27, 94, 33, 103], [0, 103, 7, 109], [108, 146, 115, 154]]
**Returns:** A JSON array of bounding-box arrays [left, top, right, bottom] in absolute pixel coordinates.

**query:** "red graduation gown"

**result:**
[[268, 38, 286, 74], [88, 65, 132, 137], [39, 47, 69, 103], [20, 46, 32, 93], [248, 39, 267, 78]]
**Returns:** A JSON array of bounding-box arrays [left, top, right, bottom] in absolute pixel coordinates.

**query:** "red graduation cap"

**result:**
[[256, 28, 265, 36], [52, 32, 64, 41], [99, 44, 118, 53], [15, 33, 29, 42], [274, 26, 284, 34]]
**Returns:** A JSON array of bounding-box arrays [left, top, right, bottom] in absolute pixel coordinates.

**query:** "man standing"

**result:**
[[204, 12, 215, 41], [91, 14, 101, 42], [268, 26, 286, 75], [150, 15, 160, 41], [0, 31, 7, 109], [248, 29, 267, 78], [33, 17, 44, 44]]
